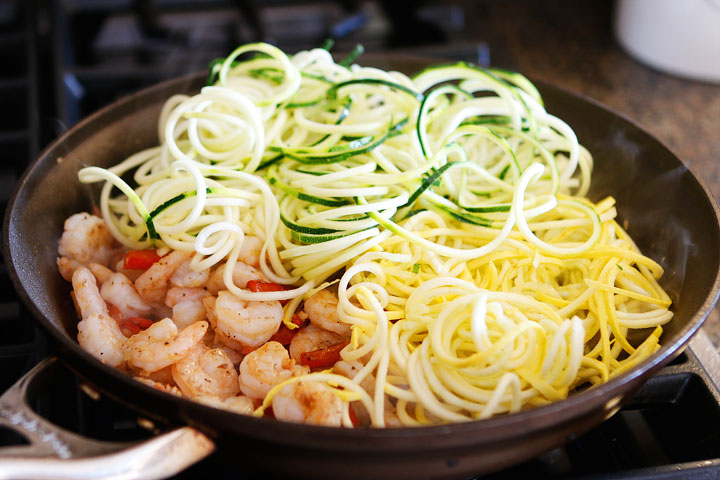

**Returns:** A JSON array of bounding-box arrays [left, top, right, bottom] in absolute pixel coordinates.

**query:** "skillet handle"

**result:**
[[0, 357, 215, 480]]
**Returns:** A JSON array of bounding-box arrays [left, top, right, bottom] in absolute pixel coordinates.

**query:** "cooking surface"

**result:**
[[2, 0, 720, 478]]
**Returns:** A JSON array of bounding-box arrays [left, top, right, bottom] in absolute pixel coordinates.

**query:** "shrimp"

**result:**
[[289, 325, 348, 363], [170, 258, 210, 288], [203, 296, 217, 325], [239, 236, 263, 268], [172, 343, 239, 399], [304, 289, 351, 336], [122, 318, 207, 373], [333, 360, 374, 393], [212, 344, 244, 366], [238, 341, 309, 399], [271, 381, 343, 426], [195, 395, 255, 415], [135, 250, 192, 305], [333, 360, 403, 427], [100, 272, 154, 320], [58, 212, 116, 266], [166, 287, 211, 307], [202, 296, 247, 352], [140, 365, 175, 385], [88, 263, 114, 285], [206, 262, 265, 294], [59, 259, 114, 285], [214, 291, 283, 349], [72, 267, 126, 368], [134, 377, 183, 396], [166, 287, 211, 330], [57, 257, 82, 282]]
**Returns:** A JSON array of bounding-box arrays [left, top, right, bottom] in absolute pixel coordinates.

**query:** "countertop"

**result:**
[[458, 0, 720, 345]]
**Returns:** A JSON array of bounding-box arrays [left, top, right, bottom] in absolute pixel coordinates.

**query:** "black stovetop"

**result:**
[[3, 1, 720, 478]]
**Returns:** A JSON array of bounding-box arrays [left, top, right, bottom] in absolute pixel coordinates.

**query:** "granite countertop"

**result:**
[[460, 0, 720, 345]]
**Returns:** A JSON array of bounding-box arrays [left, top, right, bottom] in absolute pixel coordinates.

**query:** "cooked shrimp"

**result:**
[[202, 296, 217, 325], [304, 289, 351, 336], [212, 330, 246, 352], [88, 263, 114, 285], [57, 257, 82, 282], [100, 272, 154, 320], [333, 360, 374, 392], [166, 287, 211, 329], [206, 262, 265, 294], [333, 360, 401, 427], [272, 381, 343, 426], [214, 290, 283, 349], [140, 365, 176, 385], [204, 296, 246, 351], [58, 212, 115, 265], [122, 318, 207, 373], [135, 250, 192, 304], [61, 259, 115, 285], [239, 235, 263, 268], [212, 344, 244, 366], [170, 258, 210, 288], [172, 343, 239, 399], [166, 287, 211, 307], [134, 377, 183, 396], [289, 325, 348, 363], [58, 212, 116, 266], [195, 395, 255, 415], [72, 267, 126, 368], [238, 341, 308, 399]]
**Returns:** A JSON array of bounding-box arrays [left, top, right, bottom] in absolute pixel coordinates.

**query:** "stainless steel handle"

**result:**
[[0, 358, 215, 480]]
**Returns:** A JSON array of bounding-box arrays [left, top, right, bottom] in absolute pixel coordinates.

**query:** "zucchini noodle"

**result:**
[[76, 43, 672, 426]]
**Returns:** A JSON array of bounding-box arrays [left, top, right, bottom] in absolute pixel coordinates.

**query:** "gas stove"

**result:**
[[2, 1, 720, 478]]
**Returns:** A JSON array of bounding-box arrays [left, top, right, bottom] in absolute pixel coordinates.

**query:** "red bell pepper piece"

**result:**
[[246, 280, 290, 305], [106, 302, 123, 323], [246, 280, 286, 293], [123, 249, 161, 270], [299, 340, 350, 368], [269, 324, 299, 346], [121, 317, 154, 335], [291, 313, 308, 328]]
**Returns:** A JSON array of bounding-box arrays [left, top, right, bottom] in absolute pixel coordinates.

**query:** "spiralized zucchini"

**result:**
[[77, 43, 672, 427]]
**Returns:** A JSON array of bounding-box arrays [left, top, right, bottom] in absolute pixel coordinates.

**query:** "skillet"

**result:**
[[2, 55, 720, 479]]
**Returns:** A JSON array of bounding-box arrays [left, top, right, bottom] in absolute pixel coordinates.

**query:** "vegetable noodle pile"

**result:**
[[62, 42, 673, 427]]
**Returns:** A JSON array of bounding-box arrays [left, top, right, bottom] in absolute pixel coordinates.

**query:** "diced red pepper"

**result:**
[[299, 341, 350, 368], [246, 280, 290, 305], [291, 313, 308, 328], [246, 280, 286, 293], [123, 249, 161, 270], [122, 317, 154, 335], [269, 324, 299, 346], [107, 302, 123, 323]]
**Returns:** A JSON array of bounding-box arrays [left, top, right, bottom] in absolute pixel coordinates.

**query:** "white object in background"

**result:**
[[615, 0, 720, 83]]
